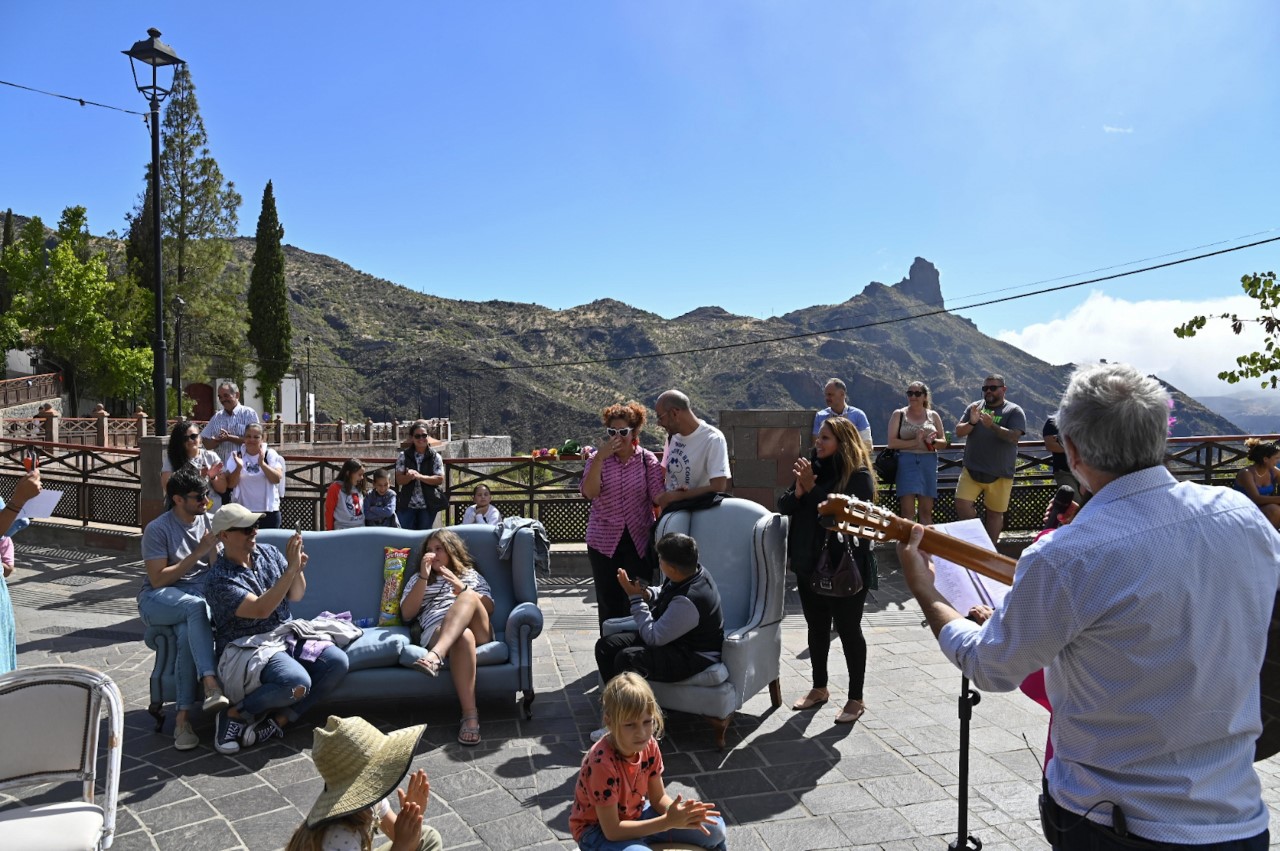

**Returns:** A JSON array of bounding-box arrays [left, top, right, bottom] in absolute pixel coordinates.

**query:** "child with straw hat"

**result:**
[[285, 715, 442, 851]]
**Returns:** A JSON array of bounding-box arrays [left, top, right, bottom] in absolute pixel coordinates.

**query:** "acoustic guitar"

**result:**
[[817, 493, 1280, 762]]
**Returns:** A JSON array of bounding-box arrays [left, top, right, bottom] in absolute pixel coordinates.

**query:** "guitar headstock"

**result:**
[[816, 494, 897, 543]]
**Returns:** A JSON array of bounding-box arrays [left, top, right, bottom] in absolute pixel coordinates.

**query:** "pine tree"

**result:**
[[127, 63, 247, 386], [247, 181, 290, 413]]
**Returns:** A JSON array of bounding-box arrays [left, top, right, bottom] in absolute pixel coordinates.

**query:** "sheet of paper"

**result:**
[[929, 519, 1011, 613], [17, 488, 62, 519]]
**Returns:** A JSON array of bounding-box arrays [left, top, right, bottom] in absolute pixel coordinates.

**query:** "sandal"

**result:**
[[458, 711, 481, 746], [791, 688, 829, 711], [415, 649, 443, 677], [834, 699, 866, 725]]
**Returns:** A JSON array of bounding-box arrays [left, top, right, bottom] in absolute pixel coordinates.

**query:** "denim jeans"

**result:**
[[239, 645, 349, 723], [397, 507, 436, 531], [576, 806, 727, 851], [137, 582, 217, 711]]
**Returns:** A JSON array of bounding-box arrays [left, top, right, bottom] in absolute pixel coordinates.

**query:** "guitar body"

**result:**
[[818, 493, 1280, 763]]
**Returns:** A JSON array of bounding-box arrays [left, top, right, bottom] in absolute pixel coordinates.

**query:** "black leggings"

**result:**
[[796, 579, 868, 698], [587, 529, 654, 631]]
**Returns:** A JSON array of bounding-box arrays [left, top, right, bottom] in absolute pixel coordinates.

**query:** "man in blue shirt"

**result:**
[[897, 362, 1278, 850], [813, 378, 872, 449]]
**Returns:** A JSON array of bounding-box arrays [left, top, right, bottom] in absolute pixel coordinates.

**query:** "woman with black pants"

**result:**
[[580, 400, 666, 631], [778, 415, 877, 725]]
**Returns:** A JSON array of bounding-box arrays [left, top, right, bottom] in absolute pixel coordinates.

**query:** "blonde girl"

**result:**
[[399, 529, 494, 745], [285, 715, 441, 851], [569, 673, 726, 850]]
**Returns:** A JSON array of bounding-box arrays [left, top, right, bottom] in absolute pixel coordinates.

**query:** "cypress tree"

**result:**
[[0, 208, 13, 313], [247, 181, 290, 413]]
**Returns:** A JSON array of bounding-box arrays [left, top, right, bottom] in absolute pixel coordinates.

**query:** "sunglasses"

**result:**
[[606, 427, 633, 437], [184, 433, 200, 442], [183, 491, 210, 502], [905, 390, 925, 397], [412, 433, 429, 440], [982, 385, 1004, 392], [228, 523, 260, 535]]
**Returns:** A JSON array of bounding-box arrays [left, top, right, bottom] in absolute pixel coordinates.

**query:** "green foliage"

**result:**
[[247, 181, 291, 412], [0, 208, 13, 315], [0, 208, 152, 408], [1174, 271, 1280, 388]]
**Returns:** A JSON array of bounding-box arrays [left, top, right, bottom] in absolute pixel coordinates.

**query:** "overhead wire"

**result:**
[[0, 78, 147, 117]]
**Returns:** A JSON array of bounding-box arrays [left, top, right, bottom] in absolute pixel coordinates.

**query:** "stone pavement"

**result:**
[[6, 541, 1280, 851]]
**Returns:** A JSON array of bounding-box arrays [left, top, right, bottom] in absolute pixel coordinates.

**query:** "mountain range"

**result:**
[[266, 245, 1241, 449]]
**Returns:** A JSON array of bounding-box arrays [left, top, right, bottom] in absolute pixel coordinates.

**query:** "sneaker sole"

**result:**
[[203, 695, 231, 713], [214, 741, 241, 754], [174, 738, 200, 751]]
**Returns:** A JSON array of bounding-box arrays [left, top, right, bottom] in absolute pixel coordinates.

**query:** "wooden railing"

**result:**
[[0, 434, 1270, 535], [0, 372, 62, 408]]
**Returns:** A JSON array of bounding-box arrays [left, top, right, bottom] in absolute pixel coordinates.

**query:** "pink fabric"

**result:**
[[0, 536, 12, 568], [581, 448, 665, 558], [1019, 666, 1054, 764]]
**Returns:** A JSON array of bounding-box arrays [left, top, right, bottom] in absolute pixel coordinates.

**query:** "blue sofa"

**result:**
[[141, 524, 544, 728]]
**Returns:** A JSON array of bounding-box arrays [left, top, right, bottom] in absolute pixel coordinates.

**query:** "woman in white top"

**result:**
[[461, 484, 502, 526], [886, 380, 948, 526], [161, 421, 227, 510], [225, 423, 286, 528]]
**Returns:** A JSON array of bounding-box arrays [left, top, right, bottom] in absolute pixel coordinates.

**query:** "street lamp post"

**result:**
[[416, 358, 423, 419], [171, 295, 186, 418], [304, 335, 312, 421], [124, 28, 184, 432]]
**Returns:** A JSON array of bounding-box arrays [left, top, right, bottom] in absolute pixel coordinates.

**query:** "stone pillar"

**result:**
[[337, 419, 346, 444], [43, 410, 60, 444], [139, 435, 166, 529], [718, 409, 815, 511], [135, 407, 149, 443], [272, 417, 284, 445], [94, 408, 109, 447], [364, 418, 373, 442]]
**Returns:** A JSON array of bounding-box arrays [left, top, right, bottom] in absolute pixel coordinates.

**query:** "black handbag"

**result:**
[[873, 448, 898, 482], [809, 531, 864, 597]]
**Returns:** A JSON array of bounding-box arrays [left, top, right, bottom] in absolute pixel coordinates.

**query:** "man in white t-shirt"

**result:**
[[812, 378, 873, 449], [201, 382, 261, 465], [654, 389, 731, 511]]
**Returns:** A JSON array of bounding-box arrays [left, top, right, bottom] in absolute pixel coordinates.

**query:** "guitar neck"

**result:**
[[912, 524, 1017, 586]]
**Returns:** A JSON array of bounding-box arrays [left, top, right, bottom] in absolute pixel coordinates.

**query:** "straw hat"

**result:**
[[305, 715, 426, 828]]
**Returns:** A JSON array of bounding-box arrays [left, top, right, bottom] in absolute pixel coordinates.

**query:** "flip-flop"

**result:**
[[458, 711, 481, 746], [791, 689, 829, 711], [415, 649, 443, 677], [834, 701, 866, 724]]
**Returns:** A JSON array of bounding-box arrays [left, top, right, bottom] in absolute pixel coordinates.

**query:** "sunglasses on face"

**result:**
[[229, 523, 260, 535], [906, 390, 925, 397], [183, 491, 209, 502], [606, 427, 633, 437], [982, 385, 1003, 392], [412, 433, 429, 440]]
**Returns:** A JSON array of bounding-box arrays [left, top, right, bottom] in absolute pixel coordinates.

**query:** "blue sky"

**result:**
[[2, 2, 1278, 395]]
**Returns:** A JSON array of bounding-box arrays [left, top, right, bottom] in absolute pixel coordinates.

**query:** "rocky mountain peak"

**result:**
[[895, 257, 943, 307]]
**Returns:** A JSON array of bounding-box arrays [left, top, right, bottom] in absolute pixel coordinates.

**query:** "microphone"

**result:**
[[1044, 485, 1076, 530], [1044, 481, 1075, 527]]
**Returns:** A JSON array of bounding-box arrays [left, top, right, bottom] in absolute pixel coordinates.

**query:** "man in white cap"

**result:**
[[203, 504, 350, 754]]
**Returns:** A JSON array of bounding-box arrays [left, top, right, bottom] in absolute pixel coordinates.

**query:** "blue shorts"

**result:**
[[895, 451, 938, 498]]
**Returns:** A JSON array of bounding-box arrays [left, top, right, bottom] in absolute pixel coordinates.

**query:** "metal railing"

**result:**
[[0, 434, 1270, 535]]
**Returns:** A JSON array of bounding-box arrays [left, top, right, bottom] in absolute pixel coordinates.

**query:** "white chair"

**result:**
[[0, 664, 124, 850], [606, 498, 788, 748]]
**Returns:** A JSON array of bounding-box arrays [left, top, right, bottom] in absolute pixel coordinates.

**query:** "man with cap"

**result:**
[[203, 504, 350, 754], [287, 715, 443, 850]]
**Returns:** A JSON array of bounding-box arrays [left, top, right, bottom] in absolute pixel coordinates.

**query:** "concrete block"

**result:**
[[733, 427, 758, 460], [758, 427, 801, 459], [731, 459, 777, 488]]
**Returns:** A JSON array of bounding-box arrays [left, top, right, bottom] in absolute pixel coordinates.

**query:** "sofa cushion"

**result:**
[[400, 639, 509, 669], [344, 627, 410, 671]]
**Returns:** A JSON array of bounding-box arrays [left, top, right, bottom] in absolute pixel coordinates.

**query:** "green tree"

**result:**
[[0, 208, 13, 315], [2, 208, 151, 409], [247, 180, 291, 413], [127, 63, 247, 386], [1175, 271, 1280, 388]]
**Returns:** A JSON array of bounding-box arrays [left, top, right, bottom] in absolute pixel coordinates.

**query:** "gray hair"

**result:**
[[218, 382, 240, 397], [824, 378, 846, 392], [1056, 363, 1168, 475], [656, 390, 691, 412]]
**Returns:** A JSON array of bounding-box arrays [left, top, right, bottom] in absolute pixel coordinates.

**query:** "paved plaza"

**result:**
[[6, 538, 1280, 850]]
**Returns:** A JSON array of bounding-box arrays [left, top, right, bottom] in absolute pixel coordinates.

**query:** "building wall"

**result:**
[[719, 409, 816, 511]]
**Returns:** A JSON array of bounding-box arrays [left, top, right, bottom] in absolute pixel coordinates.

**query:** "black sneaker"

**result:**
[[241, 717, 284, 748], [215, 712, 245, 755]]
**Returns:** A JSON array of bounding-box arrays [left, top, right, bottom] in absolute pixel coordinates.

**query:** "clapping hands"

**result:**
[[665, 795, 721, 833]]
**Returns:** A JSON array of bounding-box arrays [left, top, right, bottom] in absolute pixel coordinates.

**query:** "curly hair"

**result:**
[[600, 400, 647, 431], [1245, 437, 1280, 465]]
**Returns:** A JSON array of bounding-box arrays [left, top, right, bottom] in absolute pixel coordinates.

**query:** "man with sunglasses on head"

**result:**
[[954, 375, 1026, 543], [139, 467, 230, 751], [203, 504, 350, 755]]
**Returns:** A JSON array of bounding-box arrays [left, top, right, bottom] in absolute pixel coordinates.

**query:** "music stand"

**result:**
[[950, 675, 983, 851]]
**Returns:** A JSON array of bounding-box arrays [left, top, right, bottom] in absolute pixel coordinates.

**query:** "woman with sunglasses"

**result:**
[[886, 381, 948, 525], [225, 423, 286, 528], [395, 420, 446, 530], [161, 420, 227, 510], [580, 401, 666, 629]]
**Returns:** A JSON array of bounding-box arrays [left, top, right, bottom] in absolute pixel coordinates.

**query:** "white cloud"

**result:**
[[996, 291, 1270, 397], [1102, 125, 1134, 133]]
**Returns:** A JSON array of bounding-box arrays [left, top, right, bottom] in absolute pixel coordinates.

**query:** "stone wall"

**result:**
[[719, 409, 815, 511]]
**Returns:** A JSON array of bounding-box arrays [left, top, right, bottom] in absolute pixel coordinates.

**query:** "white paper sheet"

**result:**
[[929, 518, 1011, 614], [16, 489, 62, 519]]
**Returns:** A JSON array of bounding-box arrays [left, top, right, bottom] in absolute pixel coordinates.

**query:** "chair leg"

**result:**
[[768, 678, 782, 708], [522, 689, 536, 720], [147, 702, 165, 732], [706, 715, 731, 750]]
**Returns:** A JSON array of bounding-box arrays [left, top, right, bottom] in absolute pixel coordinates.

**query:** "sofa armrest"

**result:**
[[601, 617, 637, 637], [721, 623, 782, 706], [504, 602, 544, 694]]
